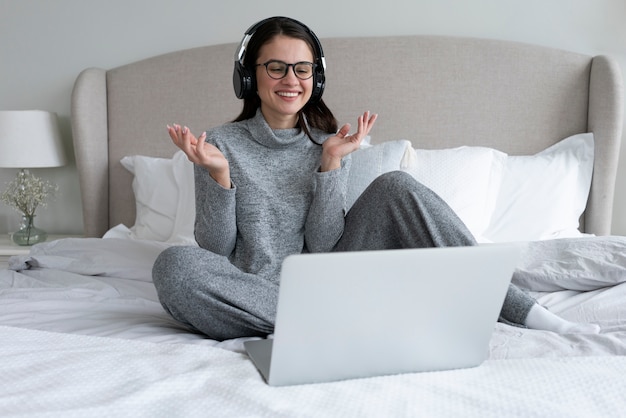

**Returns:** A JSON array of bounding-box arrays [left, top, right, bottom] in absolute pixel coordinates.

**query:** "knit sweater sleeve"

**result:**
[[304, 157, 351, 253], [193, 163, 237, 255]]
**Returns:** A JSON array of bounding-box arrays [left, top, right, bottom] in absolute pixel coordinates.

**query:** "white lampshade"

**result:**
[[0, 110, 67, 168]]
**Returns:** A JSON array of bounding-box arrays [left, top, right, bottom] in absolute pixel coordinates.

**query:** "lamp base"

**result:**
[[12, 215, 48, 246]]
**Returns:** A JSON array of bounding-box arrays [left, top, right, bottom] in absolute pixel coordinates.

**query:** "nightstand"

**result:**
[[0, 234, 80, 270]]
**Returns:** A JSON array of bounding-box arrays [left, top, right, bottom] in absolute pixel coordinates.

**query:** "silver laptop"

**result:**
[[244, 244, 523, 386]]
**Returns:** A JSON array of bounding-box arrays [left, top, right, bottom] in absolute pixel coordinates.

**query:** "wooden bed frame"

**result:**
[[71, 35, 623, 237]]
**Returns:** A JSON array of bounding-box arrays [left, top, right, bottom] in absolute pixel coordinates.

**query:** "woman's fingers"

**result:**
[[167, 124, 206, 163], [195, 132, 207, 155], [336, 123, 351, 138], [166, 124, 179, 143], [356, 111, 377, 138], [346, 111, 377, 143], [167, 124, 199, 146]]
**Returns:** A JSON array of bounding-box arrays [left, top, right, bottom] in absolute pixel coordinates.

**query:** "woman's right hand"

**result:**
[[320, 111, 377, 172], [167, 124, 231, 188]]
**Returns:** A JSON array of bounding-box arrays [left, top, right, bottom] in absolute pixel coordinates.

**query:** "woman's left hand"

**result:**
[[320, 111, 377, 172]]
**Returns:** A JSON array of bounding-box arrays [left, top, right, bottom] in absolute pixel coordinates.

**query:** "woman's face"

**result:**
[[255, 35, 314, 129]]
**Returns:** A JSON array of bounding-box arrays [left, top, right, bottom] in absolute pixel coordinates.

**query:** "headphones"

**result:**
[[233, 16, 326, 103]]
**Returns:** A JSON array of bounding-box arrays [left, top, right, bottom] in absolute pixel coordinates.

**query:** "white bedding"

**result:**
[[2, 235, 626, 416], [3, 325, 625, 417], [0, 237, 248, 351]]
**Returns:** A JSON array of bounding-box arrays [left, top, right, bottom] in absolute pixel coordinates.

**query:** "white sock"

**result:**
[[524, 304, 601, 334]]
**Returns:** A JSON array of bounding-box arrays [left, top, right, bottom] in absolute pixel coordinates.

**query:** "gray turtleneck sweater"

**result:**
[[194, 109, 347, 282]]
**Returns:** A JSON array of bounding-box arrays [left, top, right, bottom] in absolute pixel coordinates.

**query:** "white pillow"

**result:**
[[122, 140, 411, 243], [513, 235, 626, 291], [403, 146, 507, 240], [482, 133, 594, 242], [118, 133, 593, 246], [167, 151, 196, 243], [346, 139, 414, 209], [120, 154, 177, 242], [120, 151, 196, 244]]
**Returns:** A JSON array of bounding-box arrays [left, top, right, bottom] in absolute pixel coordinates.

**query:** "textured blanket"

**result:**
[[2, 325, 626, 418]]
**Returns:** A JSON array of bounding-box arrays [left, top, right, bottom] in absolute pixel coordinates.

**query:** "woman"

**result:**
[[152, 16, 599, 340]]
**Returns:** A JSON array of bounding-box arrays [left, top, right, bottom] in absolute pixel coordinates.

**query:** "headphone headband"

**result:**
[[233, 16, 326, 102]]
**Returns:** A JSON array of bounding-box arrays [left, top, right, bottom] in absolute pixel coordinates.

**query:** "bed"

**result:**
[[2, 34, 626, 416]]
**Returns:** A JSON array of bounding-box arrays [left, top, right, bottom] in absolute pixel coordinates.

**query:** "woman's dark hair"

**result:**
[[233, 17, 338, 137]]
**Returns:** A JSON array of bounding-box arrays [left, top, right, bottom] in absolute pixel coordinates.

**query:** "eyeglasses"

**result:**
[[256, 60, 316, 80]]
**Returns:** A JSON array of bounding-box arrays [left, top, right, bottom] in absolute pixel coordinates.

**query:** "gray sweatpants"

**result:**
[[152, 171, 534, 340]]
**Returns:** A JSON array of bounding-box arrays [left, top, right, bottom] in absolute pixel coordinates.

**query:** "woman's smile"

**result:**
[[255, 35, 314, 129]]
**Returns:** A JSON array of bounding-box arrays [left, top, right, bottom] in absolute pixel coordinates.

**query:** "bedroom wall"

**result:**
[[1, 0, 625, 236]]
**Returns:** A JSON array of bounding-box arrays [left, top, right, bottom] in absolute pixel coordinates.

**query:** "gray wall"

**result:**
[[1, 0, 625, 236]]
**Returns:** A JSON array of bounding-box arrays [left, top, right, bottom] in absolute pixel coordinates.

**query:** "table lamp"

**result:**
[[0, 110, 67, 245]]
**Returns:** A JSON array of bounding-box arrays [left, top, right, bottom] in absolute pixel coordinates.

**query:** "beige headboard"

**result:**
[[71, 35, 623, 238]]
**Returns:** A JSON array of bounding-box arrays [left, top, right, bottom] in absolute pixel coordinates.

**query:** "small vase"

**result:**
[[12, 214, 48, 246]]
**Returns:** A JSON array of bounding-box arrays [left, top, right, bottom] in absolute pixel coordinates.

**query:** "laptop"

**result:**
[[244, 244, 523, 386]]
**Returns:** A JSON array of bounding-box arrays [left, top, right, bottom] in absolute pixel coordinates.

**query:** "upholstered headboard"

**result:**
[[71, 35, 623, 238]]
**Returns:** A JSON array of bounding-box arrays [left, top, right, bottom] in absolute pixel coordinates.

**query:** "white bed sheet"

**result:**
[[2, 236, 626, 356], [2, 324, 625, 418], [1, 236, 626, 416], [0, 237, 250, 352]]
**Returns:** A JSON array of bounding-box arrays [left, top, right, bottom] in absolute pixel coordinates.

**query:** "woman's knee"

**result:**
[[368, 170, 432, 198], [152, 245, 198, 293], [152, 246, 204, 322], [153, 246, 178, 283], [374, 170, 413, 185]]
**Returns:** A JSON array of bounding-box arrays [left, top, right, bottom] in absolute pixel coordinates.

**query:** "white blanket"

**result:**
[[2, 236, 626, 416], [2, 325, 626, 417], [2, 237, 626, 356]]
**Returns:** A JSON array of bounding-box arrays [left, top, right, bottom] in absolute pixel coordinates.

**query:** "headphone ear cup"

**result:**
[[309, 68, 326, 103], [233, 62, 255, 99]]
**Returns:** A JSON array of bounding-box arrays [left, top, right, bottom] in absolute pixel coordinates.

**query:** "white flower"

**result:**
[[1, 170, 58, 217]]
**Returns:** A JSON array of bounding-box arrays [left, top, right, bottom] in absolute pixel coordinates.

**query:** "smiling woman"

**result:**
[[253, 35, 315, 129], [155, 17, 381, 340], [232, 16, 334, 137], [149, 16, 603, 342]]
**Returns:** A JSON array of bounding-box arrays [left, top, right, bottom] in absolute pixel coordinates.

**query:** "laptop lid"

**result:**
[[245, 244, 522, 386]]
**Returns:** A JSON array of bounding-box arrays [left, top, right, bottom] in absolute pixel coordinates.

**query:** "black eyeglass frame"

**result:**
[[256, 60, 317, 80]]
